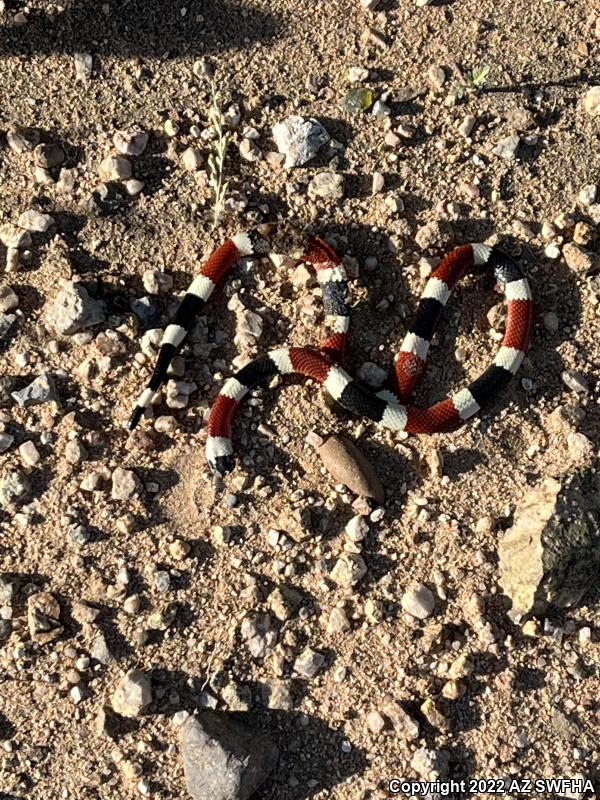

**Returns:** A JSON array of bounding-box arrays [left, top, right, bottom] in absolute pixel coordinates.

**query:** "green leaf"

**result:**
[[449, 82, 465, 100], [471, 64, 491, 88]]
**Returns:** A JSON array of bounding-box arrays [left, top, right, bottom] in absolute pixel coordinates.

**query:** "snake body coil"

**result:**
[[129, 231, 533, 476]]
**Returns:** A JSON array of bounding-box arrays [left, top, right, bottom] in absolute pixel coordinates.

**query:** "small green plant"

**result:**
[[449, 63, 491, 101], [207, 81, 230, 229]]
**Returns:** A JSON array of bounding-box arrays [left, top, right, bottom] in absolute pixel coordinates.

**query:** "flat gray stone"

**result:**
[[11, 373, 58, 407], [0, 469, 30, 509], [181, 712, 278, 800], [492, 134, 520, 161], [272, 115, 330, 168], [0, 313, 16, 343]]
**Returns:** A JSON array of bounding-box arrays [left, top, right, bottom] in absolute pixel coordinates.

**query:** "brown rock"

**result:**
[[27, 591, 63, 644], [573, 221, 594, 246], [317, 434, 385, 503], [563, 242, 595, 273], [381, 695, 420, 740], [72, 599, 101, 625], [420, 697, 450, 731]]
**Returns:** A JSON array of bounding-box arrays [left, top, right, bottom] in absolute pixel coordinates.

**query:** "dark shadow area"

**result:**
[[443, 447, 487, 479], [259, 708, 367, 800], [512, 666, 547, 692], [0, 712, 16, 741], [146, 669, 368, 800], [0, 0, 282, 57], [446, 743, 477, 788]]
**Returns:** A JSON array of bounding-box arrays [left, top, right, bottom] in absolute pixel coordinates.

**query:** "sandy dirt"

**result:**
[[1, 1, 600, 798]]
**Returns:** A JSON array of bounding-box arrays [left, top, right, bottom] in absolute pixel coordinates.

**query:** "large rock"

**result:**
[[45, 281, 106, 335], [499, 468, 600, 620], [181, 712, 278, 800], [272, 115, 330, 168], [317, 434, 385, 503]]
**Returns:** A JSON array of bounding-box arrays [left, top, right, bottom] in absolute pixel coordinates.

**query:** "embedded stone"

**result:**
[[317, 434, 385, 503]]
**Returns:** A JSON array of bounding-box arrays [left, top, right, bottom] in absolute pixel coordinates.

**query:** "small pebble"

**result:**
[[181, 147, 204, 171], [366, 710, 386, 734], [74, 52, 93, 81], [164, 119, 180, 137], [561, 370, 588, 395], [492, 135, 520, 160], [345, 515, 369, 542], [18, 441, 40, 466], [428, 65, 446, 90], [583, 86, 600, 116], [544, 243, 561, 260], [578, 184, 597, 207], [0, 286, 18, 313], [100, 155, 132, 181], [293, 647, 325, 678], [18, 209, 55, 233], [401, 582, 435, 619], [113, 129, 149, 157], [543, 312, 559, 333], [0, 433, 14, 453], [458, 115, 476, 138], [70, 686, 85, 704], [111, 669, 152, 717], [372, 171, 385, 194]]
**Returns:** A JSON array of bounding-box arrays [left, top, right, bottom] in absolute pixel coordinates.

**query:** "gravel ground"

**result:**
[[1, 1, 600, 799]]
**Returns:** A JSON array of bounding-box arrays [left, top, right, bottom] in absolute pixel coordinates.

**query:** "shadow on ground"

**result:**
[[142, 667, 368, 799], [0, 0, 282, 58]]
